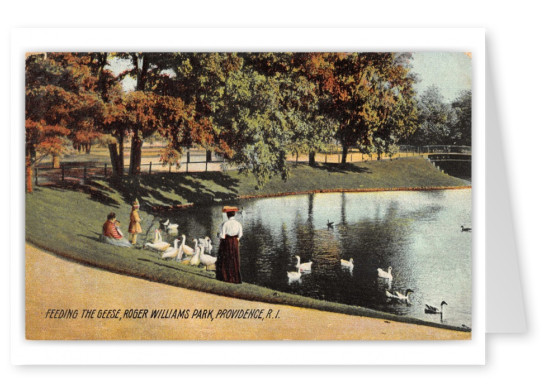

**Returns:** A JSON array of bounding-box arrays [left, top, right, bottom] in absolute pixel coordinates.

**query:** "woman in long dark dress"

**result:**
[[216, 206, 243, 284]]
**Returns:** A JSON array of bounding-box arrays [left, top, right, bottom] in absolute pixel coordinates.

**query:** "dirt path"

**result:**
[[25, 244, 470, 340]]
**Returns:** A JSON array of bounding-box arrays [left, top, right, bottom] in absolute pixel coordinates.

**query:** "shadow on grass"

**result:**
[[105, 171, 241, 212], [313, 162, 372, 174]]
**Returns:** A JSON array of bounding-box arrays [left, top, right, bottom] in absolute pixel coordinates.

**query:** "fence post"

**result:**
[[61, 165, 65, 182], [104, 163, 107, 177], [205, 159, 208, 172], [186, 151, 190, 173], [149, 161, 152, 175], [35, 167, 39, 186], [83, 167, 87, 182]]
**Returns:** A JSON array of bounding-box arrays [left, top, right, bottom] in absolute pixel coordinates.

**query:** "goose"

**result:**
[[162, 219, 179, 231], [377, 266, 393, 280], [161, 239, 180, 259], [425, 301, 448, 314], [179, 234, 195, 257], [145, 230, 171, 252], [198, 236, 213, 254], [340, 258, 354, 270], [199, 244, 217, 267], [461, 225, 472, 232], [287, 267, 302, 282], [385, 289, 414, 304], [327, 220, 334, 229], [189, 239, 201, 266], [295, 255, 313, 272]]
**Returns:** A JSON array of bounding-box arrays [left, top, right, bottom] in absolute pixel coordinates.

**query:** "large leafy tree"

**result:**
[[408, 85, 452, 145], [25, 53, 103, 192], [306, 52, 418, 164], [449, 90, 472, 146]]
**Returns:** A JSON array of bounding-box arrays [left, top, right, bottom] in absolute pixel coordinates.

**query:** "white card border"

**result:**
[[10, 27, 485, 365]]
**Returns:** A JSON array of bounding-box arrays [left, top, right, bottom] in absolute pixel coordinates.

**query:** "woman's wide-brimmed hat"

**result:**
[[133, 199, 140, 207], [222, 206, 239, 213]]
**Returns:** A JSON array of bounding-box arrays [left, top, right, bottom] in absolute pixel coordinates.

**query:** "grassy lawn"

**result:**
[[25, 157, 470, 331]]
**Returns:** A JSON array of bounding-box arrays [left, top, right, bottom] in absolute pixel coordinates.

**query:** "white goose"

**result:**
[[199, 244, 217, 267], [295, 255, 312, 272], [161, 239, 180, 259], [189, 239, 201, 266], [179, 234, 195, 257], [198, 236, 213, 254], [377, 266, 393, 280], [145, 229, 171, 252], [425, 301, 448, 314], [385, 289, 414, 305], [287, 266, 302, 283], [162, 219, 179, 231], [340, 258, 354, 270]]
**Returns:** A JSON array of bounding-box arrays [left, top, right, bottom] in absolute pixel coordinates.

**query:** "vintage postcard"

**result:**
[[24, 49, 475, 343]]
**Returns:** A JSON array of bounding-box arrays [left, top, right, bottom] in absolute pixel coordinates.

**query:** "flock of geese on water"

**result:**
[[144, 219, 217, 268], [288, 258, 449, 318], [144, 218, 470, 327], [287, 223, 472, 321]]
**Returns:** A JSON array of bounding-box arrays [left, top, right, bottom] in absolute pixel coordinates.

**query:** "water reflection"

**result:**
[[168, 190, 472, 327]]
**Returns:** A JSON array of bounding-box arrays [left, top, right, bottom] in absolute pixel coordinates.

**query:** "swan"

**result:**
[[377, 266, 393, 280], [145, 230, 171, 252], [162, 219, 179, 231], [189, 239, 201, 266], [295, 255, 312, 272], [199, 244, 217, 266], [425, 301, 448, 314], [461, 225, 472, 232], [340, 258, 354, 270], [198, 236, 213, 254], [161, 239, 180, 259], [385, 289, 414, 304], [287, 267, 302, 282]]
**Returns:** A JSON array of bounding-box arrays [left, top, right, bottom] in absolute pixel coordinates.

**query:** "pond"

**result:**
[[166, 189, 472, 328]]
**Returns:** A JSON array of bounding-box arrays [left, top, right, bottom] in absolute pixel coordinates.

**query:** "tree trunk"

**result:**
[[341, 145, 348, 165], [108, 143, 121, 176], [86, 143, 91, 154], [118, 133, 124, 175], [26, 155, 33, 193], [377, 152, 382, 160], [52, 154, 60, 168], [308, 151, 316, 166], [129, 135, 143, 175]]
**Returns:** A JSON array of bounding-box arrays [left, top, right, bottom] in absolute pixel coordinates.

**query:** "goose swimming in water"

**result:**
[[162, 219, 179, 231], [425, 301, 448, 314], [377, 266, 393, 280], [295, 255, 313, 272], [287, 266, 302, 283], [385, 289, 414, 305], [340, 258, 354, 270]]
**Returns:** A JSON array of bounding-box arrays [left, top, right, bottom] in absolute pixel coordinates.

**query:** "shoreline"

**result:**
[[151, 184, 472, 211], [25, 243, 471, 340]]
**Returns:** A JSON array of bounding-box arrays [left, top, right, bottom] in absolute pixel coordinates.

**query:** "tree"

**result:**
[[308, 52, 418, 164], [408, 85, 452, 145], [449, 90, 472, 146], [25, 53, 103, 191]]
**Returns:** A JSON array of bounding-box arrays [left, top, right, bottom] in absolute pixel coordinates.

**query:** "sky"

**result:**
[[411, 52, 472, 102], [107, 52, 472, 102]]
